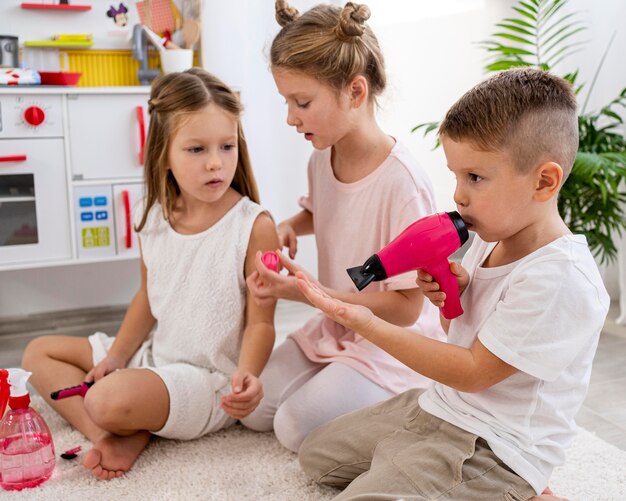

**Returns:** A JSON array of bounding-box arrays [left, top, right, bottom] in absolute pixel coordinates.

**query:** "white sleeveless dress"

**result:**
[[89, 196, 265, 440]]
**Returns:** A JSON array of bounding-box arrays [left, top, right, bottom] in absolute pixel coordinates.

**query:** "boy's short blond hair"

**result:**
[[439, 68, 578, 180]]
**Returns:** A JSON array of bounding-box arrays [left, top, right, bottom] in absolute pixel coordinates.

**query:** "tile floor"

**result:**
[[1, 300, 625, 450]]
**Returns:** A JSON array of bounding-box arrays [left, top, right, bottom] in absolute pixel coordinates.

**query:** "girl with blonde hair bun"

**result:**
[[240, 0, 446, 453]]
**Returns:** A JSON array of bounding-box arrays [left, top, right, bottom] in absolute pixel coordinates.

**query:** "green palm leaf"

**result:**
[[513, 7, 537, 22], [503, 17, 534, 29], [495, 23, 534, 36], [541, 14, 580, 43], [492, 33, 535, 45]]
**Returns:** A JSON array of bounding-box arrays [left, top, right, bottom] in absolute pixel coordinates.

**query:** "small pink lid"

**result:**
[[261, 251, 279, 272]]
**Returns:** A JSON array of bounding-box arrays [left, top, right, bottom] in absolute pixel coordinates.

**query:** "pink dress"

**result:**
[[290, 141, 446, 394]]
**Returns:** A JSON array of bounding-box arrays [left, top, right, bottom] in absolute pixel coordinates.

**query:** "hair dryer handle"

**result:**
[[423, 260, 464, 320]]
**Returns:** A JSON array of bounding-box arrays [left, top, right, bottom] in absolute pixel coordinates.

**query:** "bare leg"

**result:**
[[22, 336, 106, 442], [81, 368, 169, 480], [22, 337, 169, 480]]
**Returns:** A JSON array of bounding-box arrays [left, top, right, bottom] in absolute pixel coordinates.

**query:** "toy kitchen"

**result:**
[[0, 0, 201, 271]]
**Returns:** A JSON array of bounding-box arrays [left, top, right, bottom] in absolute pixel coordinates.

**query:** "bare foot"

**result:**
[[83, 431, 151, 480]]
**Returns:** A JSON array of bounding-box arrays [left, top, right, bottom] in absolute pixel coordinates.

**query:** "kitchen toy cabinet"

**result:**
[[68, 94, 148, 180], [0, 87, 150, 271]]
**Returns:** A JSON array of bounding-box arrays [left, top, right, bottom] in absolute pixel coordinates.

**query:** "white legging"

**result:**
[[240, 338, 393, 452]]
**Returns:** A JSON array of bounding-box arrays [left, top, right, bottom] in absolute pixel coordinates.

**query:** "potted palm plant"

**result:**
[[414, 0, 626, 264]]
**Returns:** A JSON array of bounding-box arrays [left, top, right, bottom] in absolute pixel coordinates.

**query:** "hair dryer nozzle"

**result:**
[[347, 254, 388, 291], [347, 266, 376, 291]]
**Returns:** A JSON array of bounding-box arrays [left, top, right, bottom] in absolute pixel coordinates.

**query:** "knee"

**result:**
[[273, 403, 310, 453], [84, 377, 132, 431], [240, 399, 274, 432], [21, 336, 50, 371]]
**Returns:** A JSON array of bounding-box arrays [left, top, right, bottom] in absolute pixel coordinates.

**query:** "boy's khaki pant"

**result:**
[[299, 389, 537, 501]]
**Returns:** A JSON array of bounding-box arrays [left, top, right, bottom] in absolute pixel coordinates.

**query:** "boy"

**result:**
[[294, 68, 610, 500]]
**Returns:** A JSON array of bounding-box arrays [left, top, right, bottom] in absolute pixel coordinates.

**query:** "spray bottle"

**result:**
[[0, 369, 55, 491]]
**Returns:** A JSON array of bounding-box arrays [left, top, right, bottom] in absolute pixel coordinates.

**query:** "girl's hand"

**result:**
[[246, 250, 316, 305], [416, 261, 469, 309], [84, 354, 126, 383], [277, 222, 298, 259], [295, 272, 376, 337], [220, 371, 263, 419]]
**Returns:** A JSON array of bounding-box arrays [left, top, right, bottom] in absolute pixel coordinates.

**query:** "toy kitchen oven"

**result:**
[[0, 90, 147, 269]]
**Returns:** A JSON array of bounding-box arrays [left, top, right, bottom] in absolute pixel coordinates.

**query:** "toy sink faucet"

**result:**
[[347, 211, 469, 319]]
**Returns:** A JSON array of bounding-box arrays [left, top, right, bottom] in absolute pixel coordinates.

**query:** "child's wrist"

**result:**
[[107, 348, 130, 367], [361, 313, 381, 340]]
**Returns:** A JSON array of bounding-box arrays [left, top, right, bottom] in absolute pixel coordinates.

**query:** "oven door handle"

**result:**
[[0, 155, 27, 163], [136, 106, 146, 166]]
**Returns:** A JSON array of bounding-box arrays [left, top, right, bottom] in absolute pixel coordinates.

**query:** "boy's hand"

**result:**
[[220, 371, 263, 419], [416, 261, 469, 309], [246, 250, 317, 306], [296, 272, 376, 337], [85, 354, 126, 383], [277, 222, 298, 259]]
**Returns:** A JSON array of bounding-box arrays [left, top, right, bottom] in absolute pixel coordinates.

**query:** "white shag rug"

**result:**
[[3, 397, 626, 501]]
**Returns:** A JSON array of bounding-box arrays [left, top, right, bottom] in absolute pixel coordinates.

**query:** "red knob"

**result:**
[[24, 106, 46, 126]]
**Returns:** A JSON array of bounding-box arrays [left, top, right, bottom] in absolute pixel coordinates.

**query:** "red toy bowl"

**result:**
[[39, 71, 82, 86]]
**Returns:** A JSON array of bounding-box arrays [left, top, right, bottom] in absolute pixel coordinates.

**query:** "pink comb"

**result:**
[[50, 381, 94, 400]]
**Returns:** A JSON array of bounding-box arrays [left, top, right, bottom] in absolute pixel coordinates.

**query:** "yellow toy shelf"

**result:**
[[58, 49, 199, 87], [25, 40, 94, 48], [61, 49, 160, 87]]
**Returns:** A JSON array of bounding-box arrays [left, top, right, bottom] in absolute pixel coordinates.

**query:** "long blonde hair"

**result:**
[[136, 68, 259, 232], [271, 1, 386, 102]]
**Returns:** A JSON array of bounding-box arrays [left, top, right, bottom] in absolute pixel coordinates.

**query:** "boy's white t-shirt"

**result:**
[[419, 234, 609, 494]]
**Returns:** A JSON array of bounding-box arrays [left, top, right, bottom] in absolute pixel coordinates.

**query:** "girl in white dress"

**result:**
[[23, 69, 278, 480]]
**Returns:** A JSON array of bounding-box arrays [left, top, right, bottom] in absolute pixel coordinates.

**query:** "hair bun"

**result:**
[[336, 2, 371, 39], [275, 0, 300, 27]]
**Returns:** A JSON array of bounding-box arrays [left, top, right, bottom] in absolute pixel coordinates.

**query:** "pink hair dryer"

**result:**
[[347, 211, 469, 319]]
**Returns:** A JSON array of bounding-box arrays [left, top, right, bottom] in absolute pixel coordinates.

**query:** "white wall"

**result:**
[[371, 0, 505, 211], [2, 0, 625, 317], [201, 0, 342, 280], [0, 0, 140, 51]]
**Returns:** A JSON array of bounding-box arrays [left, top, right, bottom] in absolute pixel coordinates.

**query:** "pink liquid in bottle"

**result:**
[[0, 369, 56, 491]]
